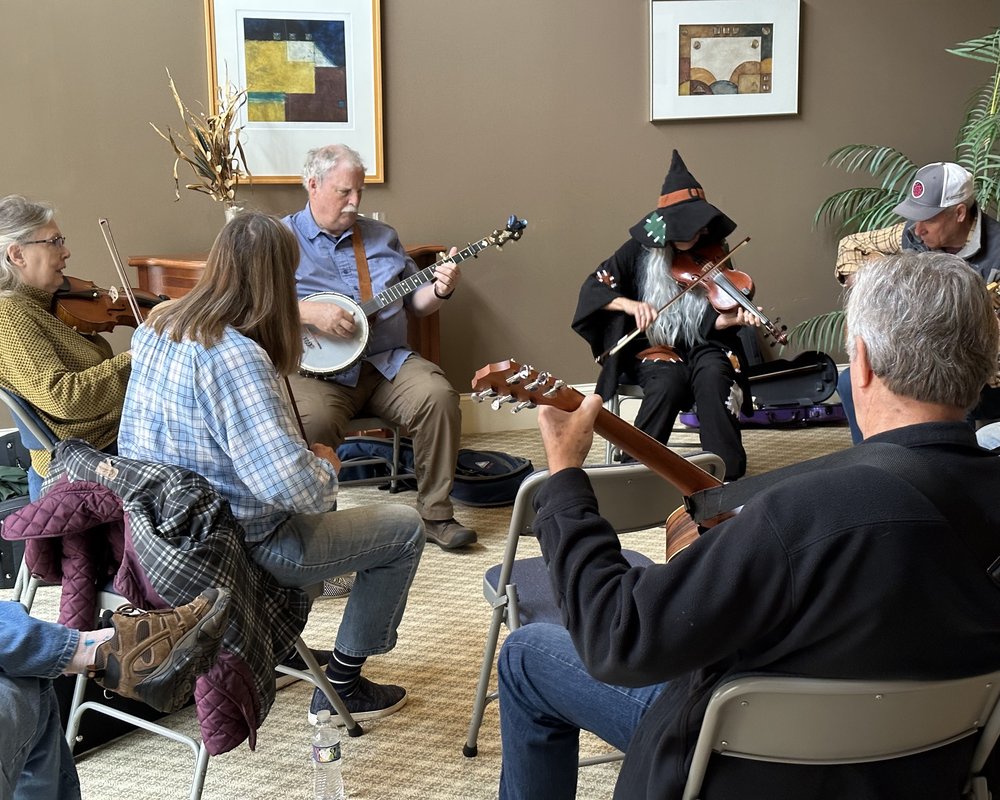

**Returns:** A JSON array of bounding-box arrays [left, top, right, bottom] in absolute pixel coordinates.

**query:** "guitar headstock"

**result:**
[[471, 359, 581, 414], [487, 215, 528, 249]]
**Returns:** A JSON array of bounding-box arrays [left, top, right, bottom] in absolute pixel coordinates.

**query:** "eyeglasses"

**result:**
[[22, 236, 67, 248]]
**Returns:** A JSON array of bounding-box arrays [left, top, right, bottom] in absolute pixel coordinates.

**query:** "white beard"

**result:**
[[638, 247, 709, 348]]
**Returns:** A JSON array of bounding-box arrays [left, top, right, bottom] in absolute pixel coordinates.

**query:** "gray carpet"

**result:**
[[25, 421, 852, 799]]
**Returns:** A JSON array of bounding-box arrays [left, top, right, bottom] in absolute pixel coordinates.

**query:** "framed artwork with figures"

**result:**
[[205, 0, 383, 182]]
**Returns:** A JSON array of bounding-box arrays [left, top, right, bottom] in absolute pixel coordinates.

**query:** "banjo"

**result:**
[[300, 214, 528, 376]]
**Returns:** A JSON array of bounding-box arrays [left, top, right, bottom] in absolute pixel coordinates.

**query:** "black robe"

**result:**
[[571, 238, 752, 412]]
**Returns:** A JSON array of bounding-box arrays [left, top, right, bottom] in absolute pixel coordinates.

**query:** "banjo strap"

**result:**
[[351, 224, 374, 302]]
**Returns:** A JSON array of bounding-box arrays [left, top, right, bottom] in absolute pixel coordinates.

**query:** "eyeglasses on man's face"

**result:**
[[22, 236, 67, 248]]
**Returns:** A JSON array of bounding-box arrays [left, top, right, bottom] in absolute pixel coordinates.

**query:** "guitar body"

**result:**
[[300, 292, 371, 376]]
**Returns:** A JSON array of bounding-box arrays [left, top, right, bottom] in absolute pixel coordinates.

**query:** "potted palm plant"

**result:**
[[787, 28, 1000, 358]]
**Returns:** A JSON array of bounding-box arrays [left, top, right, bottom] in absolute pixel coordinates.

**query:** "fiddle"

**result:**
[[670, 239, 788, 345], [52, 275, 166, 334]]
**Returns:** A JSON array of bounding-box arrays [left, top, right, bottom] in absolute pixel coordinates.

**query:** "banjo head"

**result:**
[[300, 291, 370, 376]]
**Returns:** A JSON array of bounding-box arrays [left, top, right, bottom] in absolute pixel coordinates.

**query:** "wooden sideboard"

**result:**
[[129, 244, 444, 365]]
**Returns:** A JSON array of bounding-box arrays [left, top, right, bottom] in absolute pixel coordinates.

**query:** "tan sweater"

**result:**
[[0, 285, 131, 476]]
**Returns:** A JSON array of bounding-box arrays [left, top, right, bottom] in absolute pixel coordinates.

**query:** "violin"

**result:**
[[670, 239, 788, 345], [470, 359, 732, 561], [52, 275, 166, 334]]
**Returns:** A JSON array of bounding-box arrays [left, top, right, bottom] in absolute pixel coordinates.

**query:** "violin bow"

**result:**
[[599, 236, 751, 362], [98, 218, 145, 324]]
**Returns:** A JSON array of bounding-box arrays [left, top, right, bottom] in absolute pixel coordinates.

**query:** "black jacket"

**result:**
[[533, 422, 1000, 799]]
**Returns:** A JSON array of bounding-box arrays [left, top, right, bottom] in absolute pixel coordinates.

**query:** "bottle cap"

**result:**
[[316, 709, 332, 723]]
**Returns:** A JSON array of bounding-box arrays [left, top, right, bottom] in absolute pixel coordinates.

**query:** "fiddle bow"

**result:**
[[471, 359, 732, 559], [599, 236, 788, 362]]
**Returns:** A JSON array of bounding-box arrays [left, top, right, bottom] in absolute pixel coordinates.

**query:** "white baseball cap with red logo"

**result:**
[[892, 162, 975, 222]]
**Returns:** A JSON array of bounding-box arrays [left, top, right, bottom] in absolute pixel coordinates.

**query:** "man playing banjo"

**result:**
[[284, 143, 477, 550]]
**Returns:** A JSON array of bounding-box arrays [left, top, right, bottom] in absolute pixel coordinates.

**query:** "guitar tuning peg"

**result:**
[[512, 400, 536, 413], [491, 394, 515, 411], [524, 371, 550, 392], [542, 379, 566, 398], [471, 388, 498, 402]]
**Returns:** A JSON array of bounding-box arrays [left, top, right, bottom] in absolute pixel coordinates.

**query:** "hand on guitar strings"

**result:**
[[310, 441, 342, 472], [537, 393, 604, 474]]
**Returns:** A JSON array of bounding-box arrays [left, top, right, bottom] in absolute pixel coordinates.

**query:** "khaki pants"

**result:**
[[287, 356, 461, 520]]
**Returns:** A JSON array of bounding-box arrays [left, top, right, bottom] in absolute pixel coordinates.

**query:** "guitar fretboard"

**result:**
[[360, 237, 494, 314]]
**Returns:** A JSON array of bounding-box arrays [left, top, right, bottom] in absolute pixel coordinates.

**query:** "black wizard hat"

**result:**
[[628, 150, 737, 247]]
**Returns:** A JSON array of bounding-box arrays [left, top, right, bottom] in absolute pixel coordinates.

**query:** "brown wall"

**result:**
[[1, 0, 997, 430]]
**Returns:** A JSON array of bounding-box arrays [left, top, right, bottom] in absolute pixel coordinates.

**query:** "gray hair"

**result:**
[[845, 251, 997, 409], [0, 195, 54, 292], [301, 144, 366, 190]]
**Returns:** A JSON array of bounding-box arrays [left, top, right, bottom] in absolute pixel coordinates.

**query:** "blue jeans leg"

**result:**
[[497, 623, 665, 800], [0, 678, 81, 800], [249, 504, 424, 657], [837, 367, 863, 444]]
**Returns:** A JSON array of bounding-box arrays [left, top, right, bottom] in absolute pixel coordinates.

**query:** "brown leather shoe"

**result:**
[[423, 517, 477, 549], [88, 588, 231, 713]]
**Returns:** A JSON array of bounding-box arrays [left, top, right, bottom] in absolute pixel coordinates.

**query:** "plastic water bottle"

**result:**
[[312, 709, 345, 800]]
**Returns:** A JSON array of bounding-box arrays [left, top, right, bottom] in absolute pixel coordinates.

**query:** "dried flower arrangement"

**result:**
[[151, 69, 252, 205]]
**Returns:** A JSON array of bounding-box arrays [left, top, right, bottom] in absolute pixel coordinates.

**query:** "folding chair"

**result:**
[[65, 583, 362, 800], [681, 670, 1000, 800], [337, 414, 407, 492], [463, 454, 725, 759], [0, 386, 59, 609]]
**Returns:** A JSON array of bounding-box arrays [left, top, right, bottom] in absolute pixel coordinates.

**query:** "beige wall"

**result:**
[[1, 0, 996, 430]]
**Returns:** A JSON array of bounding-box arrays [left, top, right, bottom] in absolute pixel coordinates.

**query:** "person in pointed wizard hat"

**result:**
[[572, 150, 761, 480]]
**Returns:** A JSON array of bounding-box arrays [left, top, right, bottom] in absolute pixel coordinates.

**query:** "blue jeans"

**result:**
[[249, 504, 424, 657], [497, 623, 666, 800], [0, 601, 82, 799]]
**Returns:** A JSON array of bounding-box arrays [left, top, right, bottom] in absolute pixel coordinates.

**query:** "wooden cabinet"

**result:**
[[129, 244, 444, 364]]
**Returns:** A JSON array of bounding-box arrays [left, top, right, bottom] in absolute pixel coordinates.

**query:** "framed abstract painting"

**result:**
[[649, 0, 800, 121], [205, 0, 384, 182]]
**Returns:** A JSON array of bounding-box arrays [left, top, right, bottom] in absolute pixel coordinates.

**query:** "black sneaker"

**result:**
[[308, 676, 407, 725], [422, 517, 477, 549]]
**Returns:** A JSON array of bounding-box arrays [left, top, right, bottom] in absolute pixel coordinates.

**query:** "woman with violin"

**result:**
[[0, 195, 131, 497], [572, 150, 761, 480]]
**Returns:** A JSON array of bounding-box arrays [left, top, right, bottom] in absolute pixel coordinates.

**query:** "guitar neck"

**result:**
[[593, 408, 722, 495], [359, 237, 493, 316]]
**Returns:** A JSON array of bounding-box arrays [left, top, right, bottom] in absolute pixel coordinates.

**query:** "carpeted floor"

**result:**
[[27, 420, 852, 799]]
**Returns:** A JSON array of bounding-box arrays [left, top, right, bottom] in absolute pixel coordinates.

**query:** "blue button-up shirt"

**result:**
[[284, 205, 419, 387]]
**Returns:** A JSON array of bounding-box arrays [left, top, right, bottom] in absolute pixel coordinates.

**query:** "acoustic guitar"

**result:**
[[300, 215, 528, 377], [470, 359, 731, 560]]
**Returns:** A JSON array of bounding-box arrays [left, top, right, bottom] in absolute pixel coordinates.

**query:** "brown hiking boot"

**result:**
[[88, 588, 231, 713]]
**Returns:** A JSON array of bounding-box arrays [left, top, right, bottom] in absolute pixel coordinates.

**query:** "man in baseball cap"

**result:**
[[834, 160, 1000, 444]]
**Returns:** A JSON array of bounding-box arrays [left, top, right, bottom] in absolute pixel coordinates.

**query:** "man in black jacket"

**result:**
[[497, 250, 1000, 799]]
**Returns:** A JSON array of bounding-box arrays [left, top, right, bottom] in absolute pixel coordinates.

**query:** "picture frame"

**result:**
[[205, 0, 383, 183], [649, 0, 800, 122]]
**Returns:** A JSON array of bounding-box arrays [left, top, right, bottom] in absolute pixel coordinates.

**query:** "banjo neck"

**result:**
[[359, 236, 500, 316]]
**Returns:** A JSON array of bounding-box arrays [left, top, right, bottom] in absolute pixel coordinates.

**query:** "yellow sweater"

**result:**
[[0, 285, 131, 476]]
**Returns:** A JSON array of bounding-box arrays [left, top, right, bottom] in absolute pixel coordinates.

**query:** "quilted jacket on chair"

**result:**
[[1, 439, 311, 755]]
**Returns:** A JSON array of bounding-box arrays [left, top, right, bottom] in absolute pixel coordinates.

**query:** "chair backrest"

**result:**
[[0, 386, 58, 453], [681, 671, 1000, 800], [509, 453, 725, 538]]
